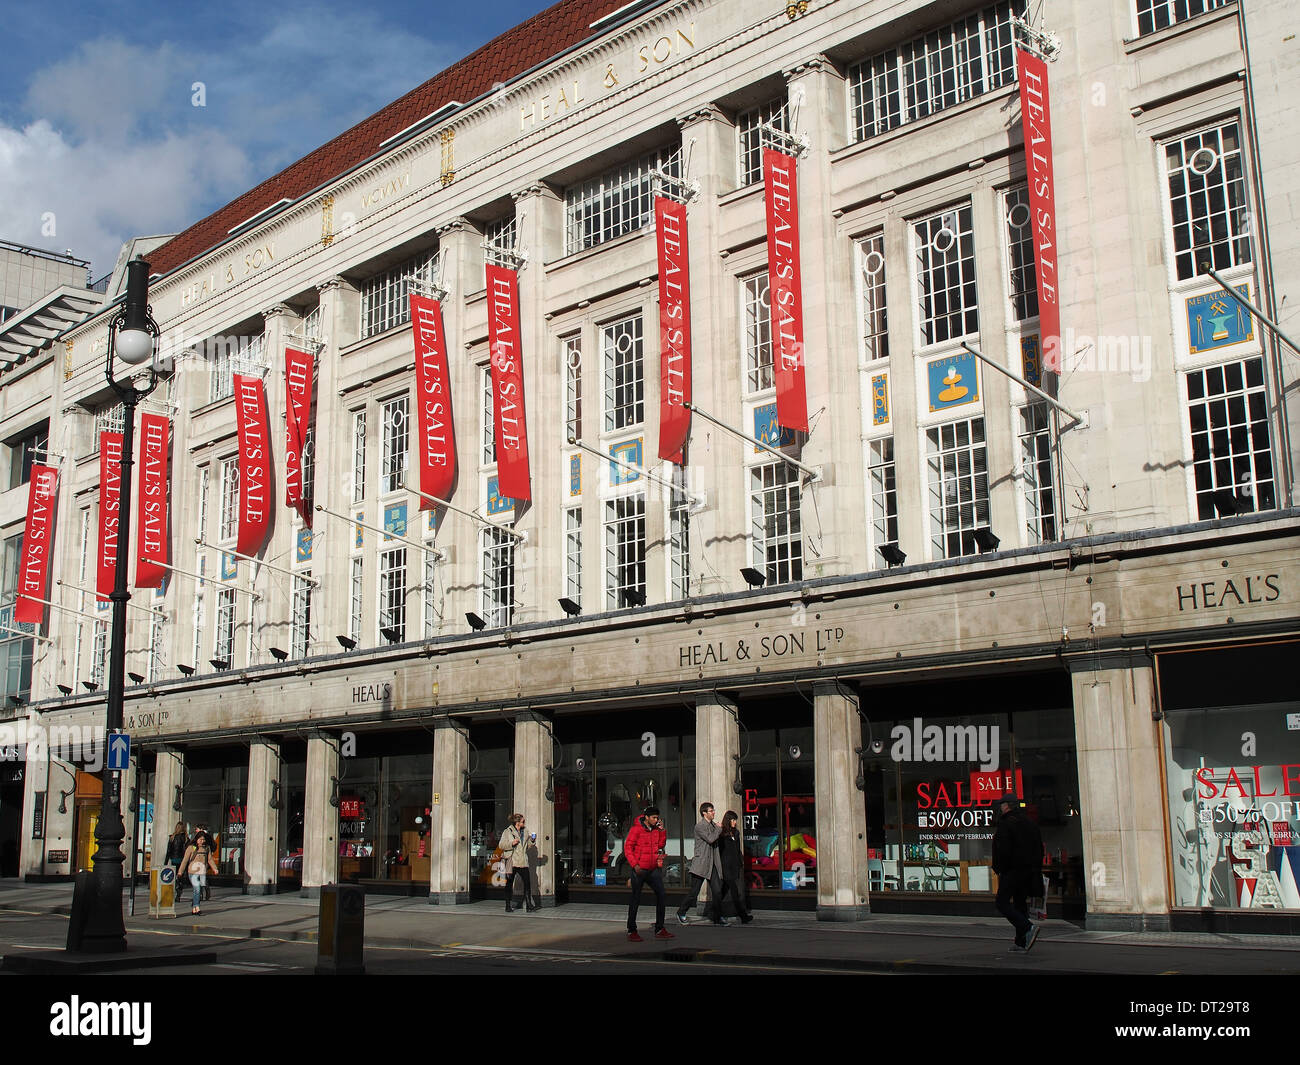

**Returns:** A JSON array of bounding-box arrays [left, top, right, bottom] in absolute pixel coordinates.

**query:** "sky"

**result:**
[[0, 0, 556, 280]]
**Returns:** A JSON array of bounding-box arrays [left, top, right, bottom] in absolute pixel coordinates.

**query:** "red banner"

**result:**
[[485, 263, 531, 501], [410, 293, 456, 506], [764, 147, 809, 433], [655, 196, 692, 464], [1017, 48, 1062, 373], [284, 346, 314, 526], [136, 413, 170, 588], [97, 432, 123, 601], [15, 465, 58, 624], [234, 374, 272, 557]]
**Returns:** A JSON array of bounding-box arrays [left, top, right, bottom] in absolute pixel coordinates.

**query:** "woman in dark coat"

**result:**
[[715, 811, 753, 924]]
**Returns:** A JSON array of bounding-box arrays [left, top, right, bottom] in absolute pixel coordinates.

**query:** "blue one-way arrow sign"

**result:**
[[107, 732, 131, 771]]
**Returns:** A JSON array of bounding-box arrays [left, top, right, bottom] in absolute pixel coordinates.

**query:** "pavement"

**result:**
[[2, 880, 1298, 976]]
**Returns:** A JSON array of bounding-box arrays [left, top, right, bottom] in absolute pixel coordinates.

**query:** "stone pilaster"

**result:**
[[149, 747, 184, 867], [695, 693, 740, 825], [244, 737, 281, 894], [428, 718, 470, 904], [302, 732, 339, 896], [1070, 654, 1170, 930], [813, 681, 869, 920], [511, 710, 556, 906]]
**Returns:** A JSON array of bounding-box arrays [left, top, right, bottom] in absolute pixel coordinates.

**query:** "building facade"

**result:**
[[2, 0, 1296, 929]]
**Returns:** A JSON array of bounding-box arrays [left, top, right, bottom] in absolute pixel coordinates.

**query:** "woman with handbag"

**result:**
[[497, 813, 537, 912], [179, 829, 218, 915]]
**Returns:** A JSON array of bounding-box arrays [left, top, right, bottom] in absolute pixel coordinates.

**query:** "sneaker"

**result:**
[[627, 931, 643, 942], [1024, 924, 1040, 952], [740, 915, 754, 925], [676, 913, 692, 926], [654, 928, 675, 940]]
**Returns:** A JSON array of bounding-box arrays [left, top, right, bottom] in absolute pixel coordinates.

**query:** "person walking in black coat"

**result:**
[[992, 796, 1043, 952], [714, 811, 753, 924]]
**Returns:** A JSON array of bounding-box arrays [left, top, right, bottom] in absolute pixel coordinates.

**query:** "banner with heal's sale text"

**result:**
[[763, 147, 809, 434], [485, 263, 531, 501], [655, 196, 692, 463], [15, 464, 58, 624], [409, 293, 456, 505], [135, 413, 170, 588], [1016, 47, 1062, 373], [284, 346, 314, 526], [234, 374, 272, 557], [97, 431, 123, 600]]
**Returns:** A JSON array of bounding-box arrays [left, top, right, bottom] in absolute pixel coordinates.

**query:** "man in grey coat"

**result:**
[[676, 802, 726, 926]]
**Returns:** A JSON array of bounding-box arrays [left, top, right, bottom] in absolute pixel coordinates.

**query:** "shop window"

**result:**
[[1185, 358, 1275, 519], [750, 461, 802, 585], [926, 416, 989, 559], [857, 232, 889, 362], [1164, 703, 1300, 910], [469, 742, 514, 888], [181, 760, 248, 878], [738, 726, 816, 892], [1162, 121, 1252, 282], [1137, 0, 1230, 37], [914, 203, 979, 346], [1018, 404, 1058, 544], [277, 751, 307, 887], [1003, 184, 1038, 322], [848, 1, 1021, 142]]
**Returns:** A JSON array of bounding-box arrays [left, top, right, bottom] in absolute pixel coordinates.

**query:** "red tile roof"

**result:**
[[147, 0, 635, 279]]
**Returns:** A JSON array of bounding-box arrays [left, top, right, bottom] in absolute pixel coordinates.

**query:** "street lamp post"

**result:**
[[68, 257, 159, 953]]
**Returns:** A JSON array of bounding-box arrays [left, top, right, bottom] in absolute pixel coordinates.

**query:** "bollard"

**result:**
[[149, 865, 177, 918], [315, 884, 365, 975]]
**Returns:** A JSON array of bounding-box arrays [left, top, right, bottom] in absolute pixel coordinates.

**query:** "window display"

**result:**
[[739, 726, 816, 892], [1164, 703, 1300, 910]]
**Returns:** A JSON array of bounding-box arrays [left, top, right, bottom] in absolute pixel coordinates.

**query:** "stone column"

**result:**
[[813, 681, 869, 920], [512, 710, 556, 906], [244, 737, 281, 894], [149, 747, 184, 868], [428, 718, 470, 904], [1069, 654, 1170, 930], [315, 275, 357, 644], [302, 732, 339, 897], [695, 693, 739, 828]]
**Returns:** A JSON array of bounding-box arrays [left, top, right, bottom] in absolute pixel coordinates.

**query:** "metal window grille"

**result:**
[[602, 315, 644, 431], [1185, 357, 1276, 520], [604, 492, 646, 610], [1017, 404, 1058, 544], [849, 1, 1022, 142], [350, 557, 364, 644], [482, 527, 515, 628], [1163, 121, 1253, 282], [564, 335, 583, 442], [1004, 185, 1039, 321], [737, 98, 790, 187], [669, 465, 691, 600], [742, 273, 774, 393], [914, 203, 979, 345], [219, 458, 239, 542], [869, 438, 899, 564], [301, 426, 315, 510], [148, 609, 166, 682], [378, 548, 406, 643], [925, 417, 990, 559], [292, 572, 313, 658], [482, 365, 496, 465], [750, 462, 803, 585], [565, 507, 583, 607], [360, 252, 438, 339], [423, 547, 439, 638], [92, 620, 108, 688], [197, 466, 210, 542], [94, 403, 125, 439], [858, 233, 889, 361], [564, 145, 680, 254], [380, 394, 409, 495], [351, 409, 366, 504], [215, 587, 236, 665], [1136, 0, 1228, 36]]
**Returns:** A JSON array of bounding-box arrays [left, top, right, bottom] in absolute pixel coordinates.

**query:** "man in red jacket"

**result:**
[[624, 807, 675, 942]]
